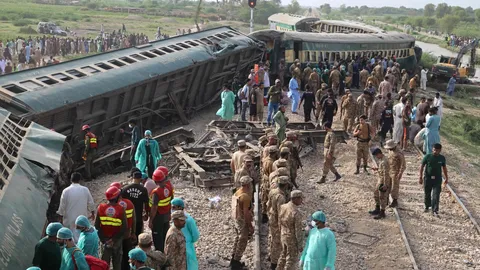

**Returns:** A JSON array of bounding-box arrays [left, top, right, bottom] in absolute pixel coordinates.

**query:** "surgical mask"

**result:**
[[310, 220, 316, 227], [130, 263, 136, 270]]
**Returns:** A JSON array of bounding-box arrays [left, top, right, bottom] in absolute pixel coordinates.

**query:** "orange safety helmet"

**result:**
[[110, 182, 122, 190], [82, 124, 90, 131], [156, 166, 169, 177], [152, 169, 166, 182], [105, 186, 121, 200]]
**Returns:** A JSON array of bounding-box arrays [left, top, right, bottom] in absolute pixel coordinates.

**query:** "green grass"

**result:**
[[0, 1, 196, 41], [441, 113, 480, 157]]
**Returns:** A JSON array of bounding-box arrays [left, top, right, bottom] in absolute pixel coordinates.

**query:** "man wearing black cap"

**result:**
[[370, 148, 391, 219], [321, 90, 337, 126], [122, 171, 150, 240], [318, 122, 341, 183]]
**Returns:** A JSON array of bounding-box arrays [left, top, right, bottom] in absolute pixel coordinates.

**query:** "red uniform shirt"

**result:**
[[149, 181, 174, 215], [118, 198, 135, 230], [97, 203, 125, 238]]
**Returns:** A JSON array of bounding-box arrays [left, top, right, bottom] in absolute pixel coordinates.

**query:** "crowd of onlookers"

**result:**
[[445, 34, 477, 48], [0, 30, 150, 75]]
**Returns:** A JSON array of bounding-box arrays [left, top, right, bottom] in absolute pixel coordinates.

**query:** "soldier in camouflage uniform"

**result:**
[[370, 94, 384, 132], [315, 83, 327, 122], [359, 67, 369, 90], [385, 139, 406, 208], [277, 190, 304, 270], [353, 115, 373, 175], [231, 176, 253, 269], [318, 122, 341, 184], [280, 140, 300, 189], [401, 69, 409, 92], [266, 176, 289, 269], [261, 146, 278, 223], [369, 148, 391, 219], [341, 89, 357, 133], [374, 62, 383, 83], [262, 134, 278, 161], [309, 68, 320, 93], [270, 166, 290, 189], [367, 71, 380, 89], [137, 233, 169, 270], [234, 156, 258, 197], [164, 210, 187, 270]]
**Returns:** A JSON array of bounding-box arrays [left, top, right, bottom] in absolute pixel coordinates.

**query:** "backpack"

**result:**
[[72, 248, 109, 270]]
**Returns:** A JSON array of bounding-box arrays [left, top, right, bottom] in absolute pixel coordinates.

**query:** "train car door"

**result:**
[[294, 41, 301, 61]]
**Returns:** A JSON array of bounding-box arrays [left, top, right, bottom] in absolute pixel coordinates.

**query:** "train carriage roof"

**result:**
[[311, 20, 385, 33], [0, 26, 262, 114], [268, 13, 319, 26], [249, 29, 415, 44]]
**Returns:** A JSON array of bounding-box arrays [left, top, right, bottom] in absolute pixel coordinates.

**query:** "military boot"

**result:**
[[317, 176, 326, 184], [390, 199, 398, 208], [270, 263, 278, 270], [374, 210, 386, 219], [333, 172, 342, 181], [369, 205, 380, 215], [363, 165, 369, 175], [354, 166, 360, 175]]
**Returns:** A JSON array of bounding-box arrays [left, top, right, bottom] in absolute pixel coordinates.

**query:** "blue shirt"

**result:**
[[289, 78, 299, 92]]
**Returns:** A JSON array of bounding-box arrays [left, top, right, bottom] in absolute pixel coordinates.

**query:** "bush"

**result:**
[[19, 26, 37, 34], [419, 52, 437, 69], [87, 2, 98, 9], [13, 19, 33, 27], [0, 15, 9, 21]]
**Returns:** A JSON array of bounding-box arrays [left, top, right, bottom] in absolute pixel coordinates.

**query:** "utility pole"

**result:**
[[248, 0, 256, 33], [250, 8, 254, 34]]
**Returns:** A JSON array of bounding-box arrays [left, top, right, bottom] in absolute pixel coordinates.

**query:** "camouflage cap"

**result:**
[[276, 167, 289, 175], [171, 210, 186, 221], [280, 147, 290, 154], [259, 135, 268, 142], [277, 176, 290, 184], [237, 140, 246, 147], [239, 176, 253, 185], [291, 190, 304, 198], [398, 89, 407, 95], [268, 146, 279, 153], [245, 149, 256, 156], [286, 131, 295, 137], [283, 141, 294, 148], [243, 155, 253, 162], [267, 133, 278, 139]]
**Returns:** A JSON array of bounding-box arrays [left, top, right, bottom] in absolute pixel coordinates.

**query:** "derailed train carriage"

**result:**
[[0, 26, 264, 162], [249, 29, 423, 77], [0, 108, 67, 270]]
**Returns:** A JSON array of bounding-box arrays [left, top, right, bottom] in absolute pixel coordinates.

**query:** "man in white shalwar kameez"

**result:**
[[433, 92, 443, 126], [57, 172, 95, 242], [392, 97, 406, 144]]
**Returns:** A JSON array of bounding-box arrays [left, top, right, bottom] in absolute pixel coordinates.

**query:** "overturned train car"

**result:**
[[0, 27, 264, 161], [0, 108, 67, 270]]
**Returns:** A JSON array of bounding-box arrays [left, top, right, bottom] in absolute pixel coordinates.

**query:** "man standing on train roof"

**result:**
[[419, 143, 448, 217], [135, 130, 162, 178], [82, 124, 97, 181], [120, 119, 141, 167]]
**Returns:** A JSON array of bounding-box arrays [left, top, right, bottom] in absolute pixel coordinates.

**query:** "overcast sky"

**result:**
[[295, 0, 480, 9]]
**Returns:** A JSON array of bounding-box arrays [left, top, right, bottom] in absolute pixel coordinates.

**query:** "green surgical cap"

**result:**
[[312, 211, 326, 223], [171, 198, 185, 208], [46, 222, 63, 236]]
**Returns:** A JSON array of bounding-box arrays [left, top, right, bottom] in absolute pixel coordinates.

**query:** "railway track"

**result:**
[[370, 144, 480, 269]]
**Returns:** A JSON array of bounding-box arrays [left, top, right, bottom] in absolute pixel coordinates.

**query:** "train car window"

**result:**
[[81, 66, 100, 74], [19, 80, 44, 90], [2, 84, 27, 94], [168, 45, 182, 51], [130, 54, 147, 61], [200, 38, 213, 45], [160, 47, 174, 53], [108, 60, 126, 67], [119, 56, 137, 64], [208, 36, 221, 42], [215, 34, 227, 39], [305, 51, 310, 62], [140, 51, 157, 58], [151, 49, 166, 56], [312, 52, 317, 63], [176, 43, 190, 49], [185, 41, 199, 47], [66, 69, 86, 78], [95, 63, 115, 70], [37, 76, 59, 85], [52, 73, 73, 81]]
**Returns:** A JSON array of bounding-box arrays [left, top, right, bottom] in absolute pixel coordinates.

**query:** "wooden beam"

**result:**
[[168, 92, 189, 125], [174, 146, 206, 178]]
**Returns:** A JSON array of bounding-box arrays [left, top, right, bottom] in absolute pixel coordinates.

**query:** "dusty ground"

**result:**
[[83, 87, 480, 270]]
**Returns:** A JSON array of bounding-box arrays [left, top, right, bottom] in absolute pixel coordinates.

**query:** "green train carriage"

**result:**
[[249, 30, 422, 76]]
